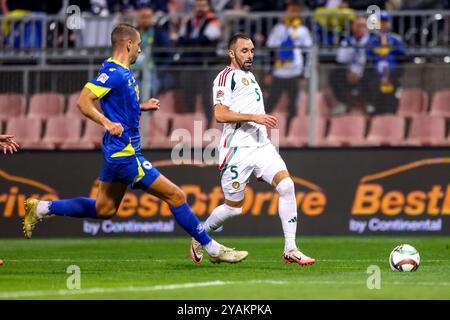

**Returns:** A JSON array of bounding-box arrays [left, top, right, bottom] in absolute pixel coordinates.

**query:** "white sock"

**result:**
[[36, 201, 51, 219], [203, 204, 242, 233], [204, 239, 221, 257], [276, 178, 298, 252]]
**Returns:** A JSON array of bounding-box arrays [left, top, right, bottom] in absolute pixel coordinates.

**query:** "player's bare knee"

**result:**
[[167, 187, 186, 207], [276, 177, 295, 197]]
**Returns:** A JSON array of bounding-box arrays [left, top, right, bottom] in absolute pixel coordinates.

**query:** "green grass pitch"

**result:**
[[0, 236, 449, 299]]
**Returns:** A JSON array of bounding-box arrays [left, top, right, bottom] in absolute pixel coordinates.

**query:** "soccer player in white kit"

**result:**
[[189, 33, 315, 266]]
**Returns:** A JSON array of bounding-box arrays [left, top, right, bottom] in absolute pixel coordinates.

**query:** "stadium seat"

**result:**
[[365, 115, 406, 146], [270, 92, 289, 114], [396, 88, 429, 117], [143, 113, 171, 149], [6, 117, 53, 149], [298, 91, 331, 118], [0, 93, 25, 122], [404, 115, 447, 146], [28, 92, 64, 120], [430, 89, 450, 118], [285, 116, 327, 147], [157, 90, 177, 114], [66, 91, 101, 121], [60, 141, 96, 150], [80, 120, 105, 147], [42, 116, 82, 147], [268, 112, 289, 147], [324, 115, 366, 146], [66, 91, 84, 120], [171, 113, 207, 148]]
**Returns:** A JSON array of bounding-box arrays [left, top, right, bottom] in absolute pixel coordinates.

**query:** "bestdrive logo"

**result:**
[[0, 170, 58, 217], [88, 160, 327, 219], [350, 158, 450, 233], [0, 162, 327, 220]]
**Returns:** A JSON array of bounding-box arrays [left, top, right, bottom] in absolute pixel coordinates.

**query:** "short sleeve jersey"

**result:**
[[212, 67, 269, 147], [85, 58, 141, 157]]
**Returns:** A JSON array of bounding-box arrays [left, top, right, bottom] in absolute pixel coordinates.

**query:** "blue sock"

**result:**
[[49, 197, 97, 218], [170, 203, 212, 246]]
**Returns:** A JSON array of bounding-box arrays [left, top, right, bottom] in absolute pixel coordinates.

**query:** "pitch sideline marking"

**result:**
[[0, 280, 287, 299], [1, 279, 450, 299], [5, 259, 449, 263]]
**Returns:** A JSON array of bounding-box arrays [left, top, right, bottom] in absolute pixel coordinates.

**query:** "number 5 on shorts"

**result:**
[[230, 165, 239, 179]]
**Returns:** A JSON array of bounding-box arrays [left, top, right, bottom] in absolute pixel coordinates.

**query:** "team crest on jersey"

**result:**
[[241, 78, 249, 86], [216, 90, 224, 99], [232, 181, 240, 189], [96, 73, 109, 84], [142, 161, 152, 170]]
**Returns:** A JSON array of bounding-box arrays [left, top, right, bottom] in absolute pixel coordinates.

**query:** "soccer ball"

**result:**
[[389, 244, 420, 272]]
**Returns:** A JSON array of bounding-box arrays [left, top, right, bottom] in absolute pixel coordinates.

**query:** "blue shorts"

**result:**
[[99, 154, 161, 190]]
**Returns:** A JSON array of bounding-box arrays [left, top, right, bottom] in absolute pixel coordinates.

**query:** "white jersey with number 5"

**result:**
[[213, 67, 270, 147]]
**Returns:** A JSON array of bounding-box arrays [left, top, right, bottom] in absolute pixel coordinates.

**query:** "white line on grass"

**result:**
[[5, 259, 167, 263], [1, 279, 449, 299], [5, 259, 449, 263], [0, 280, 287, 299]]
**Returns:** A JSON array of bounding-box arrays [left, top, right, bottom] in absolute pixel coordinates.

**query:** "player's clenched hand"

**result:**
[[140, 98, 160, 111], [252, 114, 278, 129], [0, 135, 19, 154], [105, 122, 124, 137]]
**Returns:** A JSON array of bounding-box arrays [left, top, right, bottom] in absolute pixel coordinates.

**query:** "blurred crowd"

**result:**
[[1, 0, 449, 123], [2, 0, 450, 16]]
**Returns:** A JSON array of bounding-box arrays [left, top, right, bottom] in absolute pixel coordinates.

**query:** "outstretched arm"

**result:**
[[0, 135, 19, 154], [214, 104, 277, 129], [140, 98, 160, 111], [77, 87, 124, 137]]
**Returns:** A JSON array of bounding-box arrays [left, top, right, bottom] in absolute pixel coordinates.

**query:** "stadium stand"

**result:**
[[6, 117, 54, 149], [0, 7, 449, 149], [365, 115, 406, 146], [66, 91, 85, 121], [285, 116, 327, 147], [145, 113, 172, 148], [80, 120, 105, 146], [0, 94, 25, 123], [171, 113, 208, 148], [404, 115, 448, 146], [268, 112, 288, 147], [66, 91, 101, 121], [27, 93, 64, 121], [41, 116, 82, 147], [323, 115, 367, 147], [430, 89, 450, 118], [297, 91, 333, 118], [396, 88, 429, 118]]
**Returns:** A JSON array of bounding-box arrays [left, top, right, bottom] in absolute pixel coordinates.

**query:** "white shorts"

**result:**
[[218, 143, 288, 202]]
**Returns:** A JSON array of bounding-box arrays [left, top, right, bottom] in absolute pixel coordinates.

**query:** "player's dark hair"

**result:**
[[228, 33, 251, 49], [111, 23, 139, 49]]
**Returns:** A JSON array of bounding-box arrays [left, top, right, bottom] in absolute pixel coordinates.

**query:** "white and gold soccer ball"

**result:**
[[389, 244, 420, 272]]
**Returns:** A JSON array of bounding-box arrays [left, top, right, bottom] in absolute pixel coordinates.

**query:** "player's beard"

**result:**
[[130, 53, 138, 65], [235, 55, 252, 71]]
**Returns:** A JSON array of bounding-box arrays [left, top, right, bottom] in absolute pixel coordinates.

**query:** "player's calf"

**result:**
[[95, 203, 118, 219], [203, 203, 243, 233], [160, 185, 187, 208]]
